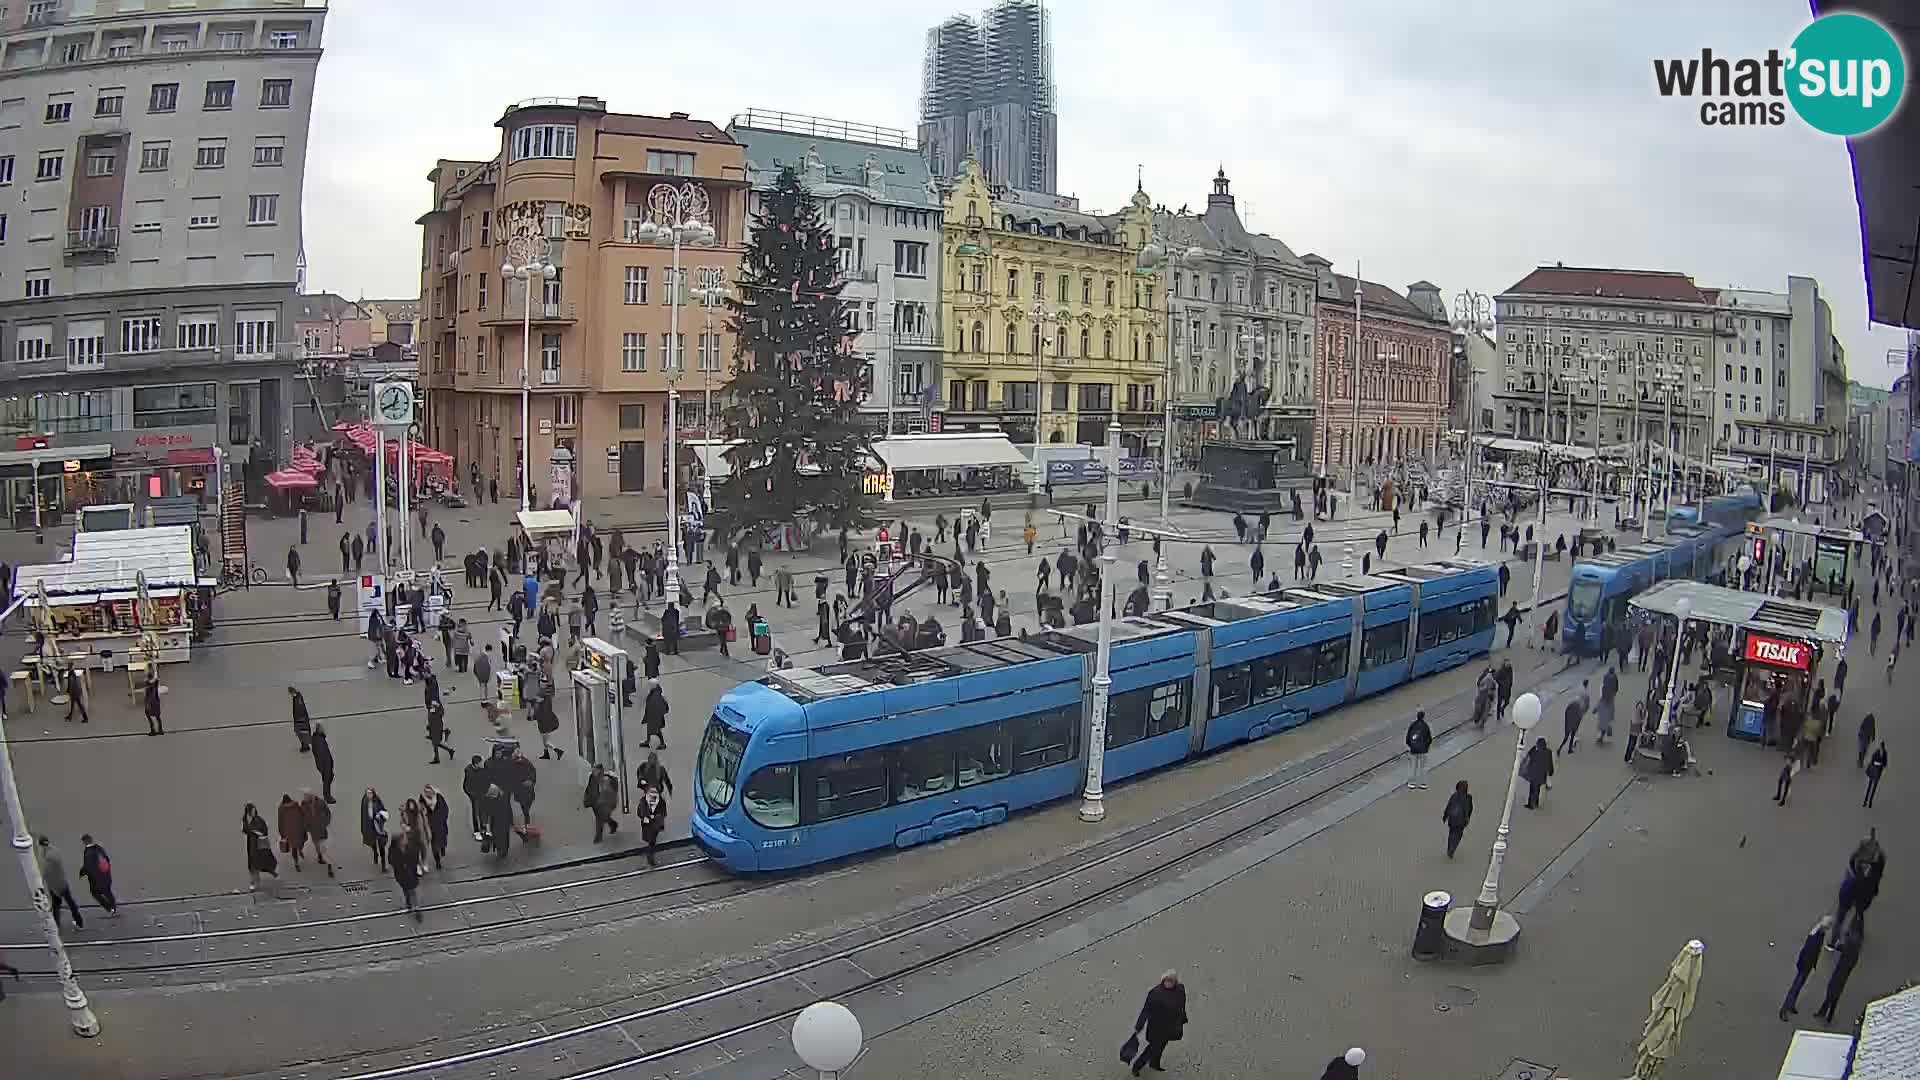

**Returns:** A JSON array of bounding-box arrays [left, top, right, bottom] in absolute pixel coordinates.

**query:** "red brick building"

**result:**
[[1304, 255, 1452, 478]]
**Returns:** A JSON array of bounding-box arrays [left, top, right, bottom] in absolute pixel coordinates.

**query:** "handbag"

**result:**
[[1119, 1033, 1140, 1064]]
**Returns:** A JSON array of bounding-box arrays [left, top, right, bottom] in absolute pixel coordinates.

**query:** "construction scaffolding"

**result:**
[[917, 1, 1056, 192]]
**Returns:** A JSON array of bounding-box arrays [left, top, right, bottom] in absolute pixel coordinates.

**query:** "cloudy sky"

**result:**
[[307, 0, 1909, 387]]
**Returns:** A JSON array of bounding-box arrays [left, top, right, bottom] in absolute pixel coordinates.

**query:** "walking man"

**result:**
[[37, 837, 83, 930], [1442, 780, 1472, 858], [1863, 742, 1887, 807], [78, 834, 116, 916], [1405, 709, 1432, 789], [1778, 915, 1832, 1020]]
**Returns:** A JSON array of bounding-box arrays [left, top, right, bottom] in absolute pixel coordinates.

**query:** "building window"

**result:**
[[645, 150, 694, 175], [0, 156, 11, 185], [540, 333, 561, 378], [132, 383, 217, 429], [187, 197, 219, 228], [698, 330, 721, 371], [94, 90, 125, 118], [214, 30, 245, 50], [149, 83, 179, 113], [247, 194, 278, 225], [176, 314, 218, 350], [550, 393, 580, 429], [623, 266, 648, 304], [35, 152, 62, 181], [44, 95, 72, 123], [24, 274, 50, 299], [195, 138, 226, 168], [474, 336, 487, 372], [66, 320, 104, 371], [894, 241, 927, 277], [120, 315, 163, 354], [1058, 274, 1069, 303], [139, 142, 169, 171], [621, 332, 646, 371], [510, 124, 576, 162], [85, 151, 114, 177], [234, 310, 276, 357], [476, 273, 487, 309], [269, 30, 302, 49], [158, 37, 189, 53], [252, 138, 283, 167], [15, 324, 51, 362], [259, 79, 292, 109], [203, 81, 235, 110], [620, 404, 645, 429]]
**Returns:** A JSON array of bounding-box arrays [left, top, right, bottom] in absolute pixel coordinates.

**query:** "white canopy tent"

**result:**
[[872, 432, 1030, 472], [1628, 579, 1849, 644]]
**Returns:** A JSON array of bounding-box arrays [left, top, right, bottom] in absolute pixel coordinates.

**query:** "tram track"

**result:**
[[259, 650, 1596, 1080]]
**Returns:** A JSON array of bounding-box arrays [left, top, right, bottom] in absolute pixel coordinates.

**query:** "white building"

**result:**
[[1711, 276, 1847, 502]]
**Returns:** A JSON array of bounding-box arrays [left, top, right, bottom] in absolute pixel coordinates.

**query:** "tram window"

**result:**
[[1143, 680, 1191, 738], [812, 750, 890, 821], [1314, 638, 1350, 685], [1474, 597, 1495, 634], [697, 717, 747, 814], [1013, 706, 1079, 772], [954, 722, 1011, 787], [741, 764, 799, 828], [894, 737, 957, 803], [1249, 652, 1285, 704], [1281, 645, 1318, 695], [1210, 662, 1251, 716], [1361, 621, 1408, 669], [1111, 679, 1191, 747]]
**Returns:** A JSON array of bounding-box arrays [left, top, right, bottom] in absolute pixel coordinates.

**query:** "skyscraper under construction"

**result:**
[[919, 0, 1057, 194]]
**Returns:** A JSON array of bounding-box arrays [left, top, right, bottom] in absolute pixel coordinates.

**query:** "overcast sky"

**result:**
[[306, 0, 1909, 388]]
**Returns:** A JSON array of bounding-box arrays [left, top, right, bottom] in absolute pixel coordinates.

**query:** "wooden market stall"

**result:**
[[12, 525, 212, 684]]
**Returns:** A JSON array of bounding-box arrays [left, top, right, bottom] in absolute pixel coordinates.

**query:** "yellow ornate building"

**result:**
[[938, 160, 1164, 453]]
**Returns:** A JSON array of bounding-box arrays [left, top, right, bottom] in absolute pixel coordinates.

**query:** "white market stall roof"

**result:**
[[1849, 984, 1920, 1080], [1628, 580, 1849, 644], [15, 525, 198, 600], [1752, 516, 1865, 542], [1472, 435, 1598, 461], [688, 439, 746, 482], [516, 508, 578, 538], [873, 432, 1029, 472]]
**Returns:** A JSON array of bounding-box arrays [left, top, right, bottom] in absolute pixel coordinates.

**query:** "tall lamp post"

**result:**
[[632, 182, 716, 599], [1134, 233, 1200, 610], [691, 267, 730, 508], [1442, 688, 1541, 960], [501, 227, 556, 514], [1452, 289, 1493, 519], [1080, 420, 1124, 822], [1027, 301, 1063, 491], [1658, 597, 1693, 735]]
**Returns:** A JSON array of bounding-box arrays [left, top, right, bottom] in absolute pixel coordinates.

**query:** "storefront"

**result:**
[[1732, 631, 1820, 743], [0, 442, 115, 532], [870, 432, 1030, 499]]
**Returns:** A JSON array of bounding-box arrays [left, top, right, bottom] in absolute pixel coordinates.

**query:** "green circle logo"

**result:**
[[1787, 13, 1906, 136]]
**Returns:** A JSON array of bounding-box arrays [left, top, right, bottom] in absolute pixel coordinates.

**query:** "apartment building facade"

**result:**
[[0, 0, 324, 500], [416, 97, 748, 501], [1306, 260, 1452, 476], [1148, 168, 1320, 462], [936, 158, 1160, 453], [726, 110, 944, 435]]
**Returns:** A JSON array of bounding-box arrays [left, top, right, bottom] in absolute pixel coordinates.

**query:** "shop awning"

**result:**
[[873, 433, 1030, 472], [265, 468, 319, 490], [516, 508, 578, 538], [1628, 580, 1850, 644], [165, 448, 216, 466]]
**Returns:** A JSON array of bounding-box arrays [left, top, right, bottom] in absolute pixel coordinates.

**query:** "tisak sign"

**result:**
[[1743, 633, 1811, 670]]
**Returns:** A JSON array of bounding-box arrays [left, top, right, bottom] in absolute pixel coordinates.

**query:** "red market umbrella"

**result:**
[[265, 468, 319, 491]]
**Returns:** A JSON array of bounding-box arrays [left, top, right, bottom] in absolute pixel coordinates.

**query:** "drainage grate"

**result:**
[[1495, 1060, 1560, 1080]]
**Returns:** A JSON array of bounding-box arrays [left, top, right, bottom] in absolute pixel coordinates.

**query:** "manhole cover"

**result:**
[[1435, 984, 1479, 1012], [1496, 1059, 1559, 1080]]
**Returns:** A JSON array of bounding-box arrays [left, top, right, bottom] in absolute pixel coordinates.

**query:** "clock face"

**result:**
[[378, 385, 412, 420]]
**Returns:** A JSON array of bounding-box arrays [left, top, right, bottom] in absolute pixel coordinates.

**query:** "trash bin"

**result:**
[[1412, 890, 1451, 961]]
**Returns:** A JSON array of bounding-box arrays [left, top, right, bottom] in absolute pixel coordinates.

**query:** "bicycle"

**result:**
[[219, 563, 270, 590]]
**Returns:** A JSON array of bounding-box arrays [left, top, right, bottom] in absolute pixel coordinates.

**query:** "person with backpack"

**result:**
[[1442, 781, 1473, 858], [78, 834, 116, 915]]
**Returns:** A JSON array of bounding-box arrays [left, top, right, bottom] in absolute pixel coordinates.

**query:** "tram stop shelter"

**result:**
[[1744, 516, 1865, 596], [1629, 580, 1848, 744]]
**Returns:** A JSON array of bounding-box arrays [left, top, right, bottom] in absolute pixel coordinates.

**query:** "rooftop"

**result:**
[[1500, 265, 1714, 306], [1317, 270, 1449, 326]]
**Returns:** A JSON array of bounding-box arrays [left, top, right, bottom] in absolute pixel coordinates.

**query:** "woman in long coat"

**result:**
[[1129, 970, 1188, 1076], [276, 794, 308, 871], [360, 789, 388, 870], [242, 803, 277, 890]]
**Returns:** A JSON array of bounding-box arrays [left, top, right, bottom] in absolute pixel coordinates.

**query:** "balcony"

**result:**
[[5, 343, 304, 380], [480, 301, 578, 326], [65, 226, 117, 256], [893, 329, 941, 350]]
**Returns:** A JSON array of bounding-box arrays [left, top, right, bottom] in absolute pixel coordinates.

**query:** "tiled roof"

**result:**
[[1149, 210, 1302, 266], [296, 293, 367, 323], [600, 113, 733, 144], [1501, 266, 1713, 305], [1853, 985, 1920, 1080], [1324, 273, 1447, 325], [730, 124, 937, 206]]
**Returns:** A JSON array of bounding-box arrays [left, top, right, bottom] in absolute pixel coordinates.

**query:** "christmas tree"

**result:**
[[719, 166, 876, 540]]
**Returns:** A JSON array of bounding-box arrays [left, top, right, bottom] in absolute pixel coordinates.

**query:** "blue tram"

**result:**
[[1562, 490, 1764, 653], [692, 559, 1499, 872]]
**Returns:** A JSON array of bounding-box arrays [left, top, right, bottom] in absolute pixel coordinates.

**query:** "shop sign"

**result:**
[[1176, 404, 1219, 421], [1744, 633, 1811, 670], [131, 432, 200, 449], [863, 471, 893, 496]]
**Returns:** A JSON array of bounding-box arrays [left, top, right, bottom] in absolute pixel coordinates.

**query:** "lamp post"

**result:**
[[632, 182, 716, 600], [1081, 420, 1123, 822], [1135, 234, 1201, 610], [691, 267, 730, 508], [501, 227, 556, 515], [0, 596, 100, 1037], [1027, 301, 1063, 491], [1348, 260, 1364, 500], [792, 1001, 864, 1080], [1453, 289, 1493, 523], [1447, 689, 1541, 955], [1658, 597, 1692, 735], [1527, 371, 1555, 637]]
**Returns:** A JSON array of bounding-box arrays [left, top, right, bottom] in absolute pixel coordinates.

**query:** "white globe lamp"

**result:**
[[793, 1001, 863, 1077], [1511, 691, 1541, 731]]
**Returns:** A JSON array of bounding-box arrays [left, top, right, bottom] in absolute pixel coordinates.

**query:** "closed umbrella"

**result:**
[[1626, 939, 1705, 1080]]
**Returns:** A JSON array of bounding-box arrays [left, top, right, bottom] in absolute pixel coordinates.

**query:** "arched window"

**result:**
[[1132, 335, 1140, 363], [971, 321, 984, 354], [1058, 328, 1068, 357], [1103, 330, 1113, 359], [1145, 337, 1153, 365], [1005, 325, 1017, 356], [1031, 325, 1042, 356], [1079, 329, 1090, 357]]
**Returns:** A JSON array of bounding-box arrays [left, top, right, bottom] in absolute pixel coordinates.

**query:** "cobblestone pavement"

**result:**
[[1, 487, 1589, 903]]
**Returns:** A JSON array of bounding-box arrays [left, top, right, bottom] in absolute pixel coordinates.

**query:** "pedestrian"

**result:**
[[1863, 742, 1887, 807], [1857, 713, 1877, 769], [482, 783, 514, 858], [1442, 780, 1473, 857], [463, 755, 488, 840], [289, 686, 312, 751], [1404, 709, 1432, 789], [1559, 680, 1588, 754], [509, 752, 537, 825], [1775, 756, 1798, 805], [1319, 1048, 1367, 1080], [286, 545, 301, 586], [326, 579, 341, 621], [242, 803, 277, 891], [1813, 917, 1864, 1023], [421, 784, 450, 870], [534, 690, 562, 760], [63, 666, 89, 724], [426, 696, 454, 763], [276, 793, 308, 871], [585, 763, 620, 842], [430, 523, 445, 563], [1127, 970, 1188, 1077], [142, 669, 163, 736], [643, 680, 669, 749], [1495, 659, 1513, 717], [361, 789, 388, 870], [300, 789, 333, 875], [1521, 738, 1553, 809], [583, 584, 599, 637], [352, 533, 365, 572], [636, 780, 667, 865], [311, 721, 336, 802], [635, 750, 673, 803], [1779, 915, 1833, 1020], [388, 830, 422, 921], [74, 833, 116, 915]]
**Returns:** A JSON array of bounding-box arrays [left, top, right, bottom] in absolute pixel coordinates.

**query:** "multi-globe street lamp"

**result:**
[[1442, 688, 1542, 960], [501, 226, 556, 514], [1027, 301, 1064, 492], [631, 182, 717, 599], [1452, 290, 1494, 524], [691, 267, 730, 507]]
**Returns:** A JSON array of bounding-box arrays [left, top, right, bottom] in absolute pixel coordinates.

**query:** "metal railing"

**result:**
[[64, 227, 117, 254], [729, 109, 914, 149], [483, 301, 577, 323]]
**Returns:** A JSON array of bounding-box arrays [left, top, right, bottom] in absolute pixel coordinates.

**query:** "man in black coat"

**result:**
[[462, 756, 489, 840], [1130, 971, 1188, 1076]]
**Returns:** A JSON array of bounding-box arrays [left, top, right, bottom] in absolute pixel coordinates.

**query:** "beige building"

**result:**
[[416, 96, 747, 500]]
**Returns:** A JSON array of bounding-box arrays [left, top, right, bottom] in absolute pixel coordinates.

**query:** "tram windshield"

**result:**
[[697, 716, 747, 814], [1567, 578, 1603, 621]]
